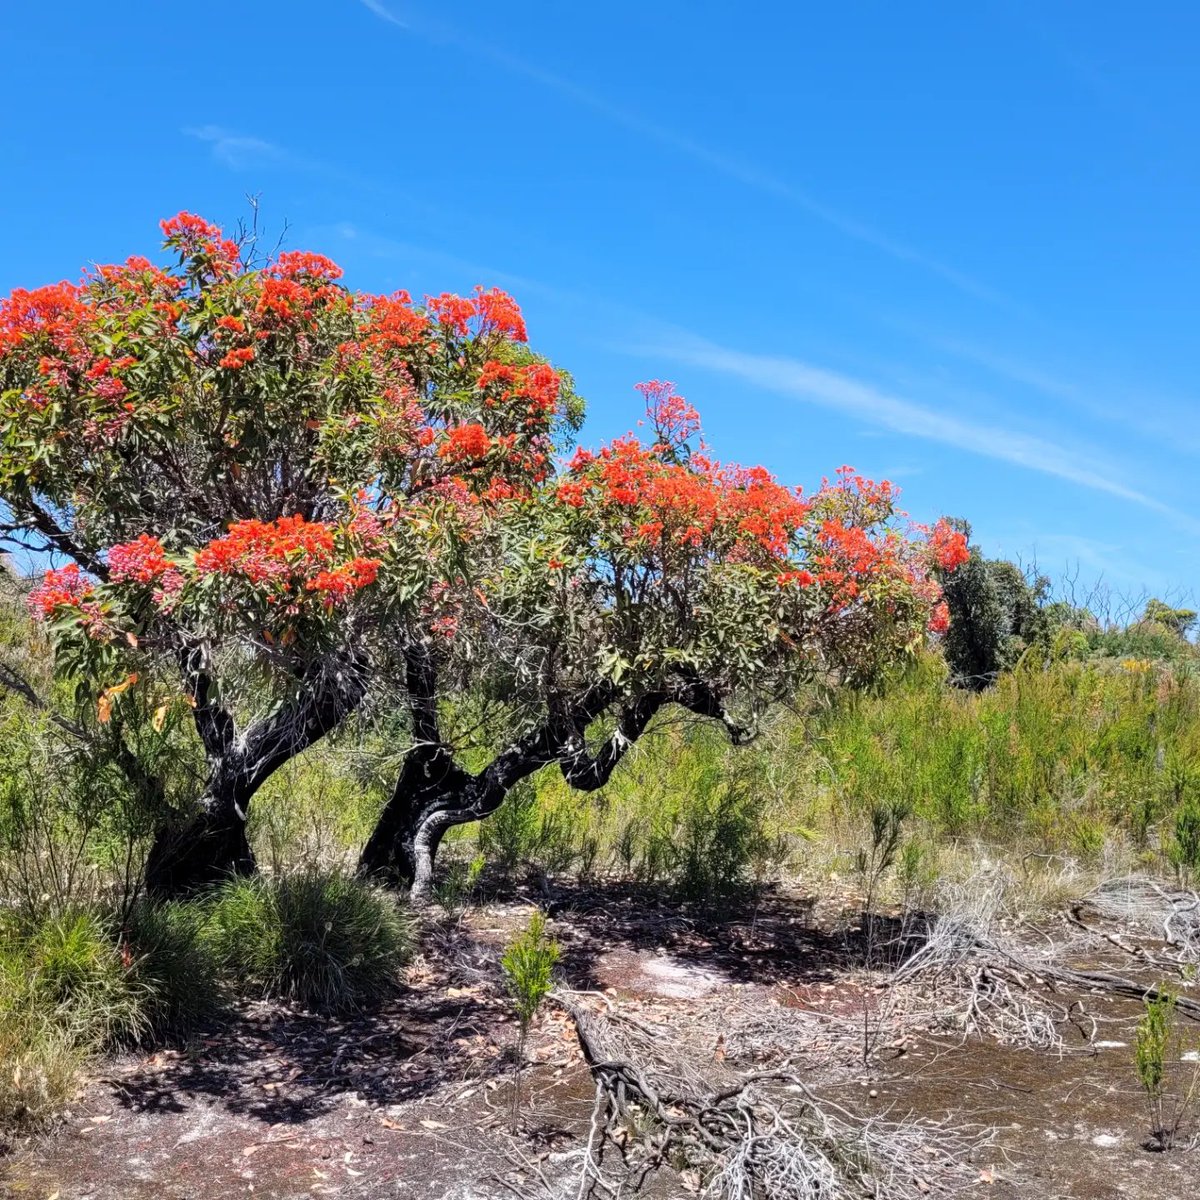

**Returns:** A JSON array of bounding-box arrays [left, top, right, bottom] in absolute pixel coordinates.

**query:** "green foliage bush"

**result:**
[[124, 901, 225, 1036], [15, 910, 149, 1047], [501, 909, 560, 1126], [201, 870, 413, 1012], [0, 909, 142, 1128]]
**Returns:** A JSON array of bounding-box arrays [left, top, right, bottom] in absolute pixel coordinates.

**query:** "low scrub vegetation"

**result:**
[[201, 870, 413, 1012]]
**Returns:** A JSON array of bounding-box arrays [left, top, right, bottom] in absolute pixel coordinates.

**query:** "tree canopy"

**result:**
[[0, 214, 967, 898]]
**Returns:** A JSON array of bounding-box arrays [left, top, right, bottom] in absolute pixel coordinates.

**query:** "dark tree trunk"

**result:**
[[144, 650, 367, 897], [358, 745, 470, 900], [143, 779, 255, 896], [358, 676, 747, 904]]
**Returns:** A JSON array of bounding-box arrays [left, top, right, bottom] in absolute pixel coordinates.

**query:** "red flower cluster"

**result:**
[[362, 291, 429, 350], [928, 601, 951, 634], [559, 418, 809, 561], [219, 346, 255, 370], [777, 569, 816, 587], [473, 287, 527, 342], [160, 212, 240, 273], [272, 251, 344, 282], [425, 287, 527, 342], [194, 515, 380, 608], [108, 534, 179, 585], [196, 515, 336, 582], [440, 423, 492, 462], [427, 293, 476, 336], [160, 211, 221, 246], [928, 520, 970, 571], [309, 557, 380, 599], [477, 360, 562, 420], [0, 282, 87, 354], [27, 563, 94, 620], [636, 380, 701, 449]]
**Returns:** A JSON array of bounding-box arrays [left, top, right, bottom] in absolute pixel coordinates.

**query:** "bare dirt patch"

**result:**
[[2, 882, 1197, 1198]]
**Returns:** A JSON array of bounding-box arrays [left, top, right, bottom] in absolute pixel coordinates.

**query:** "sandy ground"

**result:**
[[2, 881, 1198, 1199]]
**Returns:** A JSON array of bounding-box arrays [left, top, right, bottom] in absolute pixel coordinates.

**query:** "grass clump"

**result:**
[[0, 1004, 83, 1129], [16, 909, 149, 1047], [0, 909, 145, 1128], [202, 869, 413, 1012], [124, 900, 226, 1036]]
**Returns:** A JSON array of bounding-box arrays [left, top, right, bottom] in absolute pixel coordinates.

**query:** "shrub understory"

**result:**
[[200, 870, 413, 1013]]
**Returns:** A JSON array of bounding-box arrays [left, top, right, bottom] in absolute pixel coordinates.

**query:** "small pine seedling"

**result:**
[[501, 910, 560, 1127], [1133, 987, 1200, 1151]]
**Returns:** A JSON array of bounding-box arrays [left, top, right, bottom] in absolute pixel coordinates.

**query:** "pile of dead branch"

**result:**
[[1074, 876, 1200, 963], [883, 872, 1077, 1051], [556, 990, 985, 1200], [882, 870, 1200, 1056]]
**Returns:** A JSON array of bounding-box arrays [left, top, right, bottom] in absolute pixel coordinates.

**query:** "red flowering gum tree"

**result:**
[[0, 213, 579, 892], [359, 381, 968, 899]]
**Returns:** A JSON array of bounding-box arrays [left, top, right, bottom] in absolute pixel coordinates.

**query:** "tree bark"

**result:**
[[359, 676, 750, 904], [143, 777, 255, 895], [357, 744, 471, 899], [144, 650, 367, 896]]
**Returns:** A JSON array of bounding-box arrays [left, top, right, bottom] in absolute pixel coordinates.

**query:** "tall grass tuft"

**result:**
[[125, 901, 226, 1036], [0, 909, 147, 1128], [201, 870, 413, 1012]]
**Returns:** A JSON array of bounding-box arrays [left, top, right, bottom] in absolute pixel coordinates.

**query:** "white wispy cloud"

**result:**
[[649, 330, 1200, 533], [918, 331, 1200, 457], [355, 1, 1010, 309], [358, 0, 407, 27], [185, 125, 290, 170]]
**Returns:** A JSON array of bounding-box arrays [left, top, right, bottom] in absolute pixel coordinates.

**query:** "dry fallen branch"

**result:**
[[883, 872, 1200, 1059], [555, 991, 985, 1200], [883, 873, 1075, 1052], [1076, 877, 1200, 963]]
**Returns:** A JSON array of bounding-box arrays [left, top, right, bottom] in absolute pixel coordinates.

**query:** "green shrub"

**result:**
[[202, 870, 413, 1012], [434, 851, 486, 918], [1168, 796, 1200, 883], [500, 910, 560, 1127], [674, 773, 760, 901], [479, 780, 542, 874], [20, 909, 149, 1047], [0, 908, 147, 1129], [125, 901, 226, 1036], [1134, 986, 1200, 1151]]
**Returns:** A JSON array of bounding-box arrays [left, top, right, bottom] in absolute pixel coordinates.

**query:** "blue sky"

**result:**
[[3, 2, 1198, 603]]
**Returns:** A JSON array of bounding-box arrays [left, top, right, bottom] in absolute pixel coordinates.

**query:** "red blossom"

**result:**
[[777, 569, 816, 587], [193, 515, 379, 611], [927, 600, 950, 633], [636, 380, 701, 448], [272, 251, 344, 282], [473, 286, 527, 342], [430, 615, 458, 639], [929, 519, 970, 571], [0, 281, 87, 355], [219, 346, 255, 370], [27, 563, 94, 620], [362, 291, 429, 349], [440, 423, 491, 462], [108, 534, 181, 586], [160, 211, 222, 246], [426, 292, 476, 336]]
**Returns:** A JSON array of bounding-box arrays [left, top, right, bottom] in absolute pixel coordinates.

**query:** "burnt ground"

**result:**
[[2, 881, 1198, 1199]]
